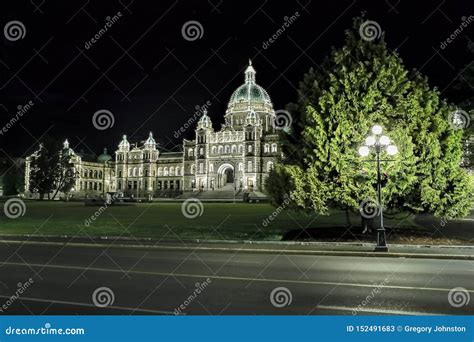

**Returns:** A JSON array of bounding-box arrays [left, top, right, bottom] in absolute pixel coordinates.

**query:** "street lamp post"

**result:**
[[358, 124, 398, 252]]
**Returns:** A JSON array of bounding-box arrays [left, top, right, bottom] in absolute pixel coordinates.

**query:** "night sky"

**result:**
[[1, 0, 472, 158]]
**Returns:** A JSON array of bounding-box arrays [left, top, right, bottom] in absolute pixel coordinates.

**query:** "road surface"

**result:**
[[0, 241, 472, 315]]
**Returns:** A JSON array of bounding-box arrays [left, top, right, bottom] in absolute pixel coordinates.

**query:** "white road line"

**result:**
[[0, 294, 173, 314], [1, 261, 473, 294], [316, 305, 440, 316]]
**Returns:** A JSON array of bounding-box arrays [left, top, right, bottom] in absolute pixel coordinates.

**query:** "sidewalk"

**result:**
[[1, 234, 473, 260]]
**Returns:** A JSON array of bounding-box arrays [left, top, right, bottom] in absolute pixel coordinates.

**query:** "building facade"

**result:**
[[24, 61, 280, 198]]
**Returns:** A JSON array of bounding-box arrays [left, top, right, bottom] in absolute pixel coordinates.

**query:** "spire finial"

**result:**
[[149, 131, 153, 138], [122, 134, 127, 140], [203, 108, 208, 116], [63, 139, 69, 149], [249, 58, 252, 66]]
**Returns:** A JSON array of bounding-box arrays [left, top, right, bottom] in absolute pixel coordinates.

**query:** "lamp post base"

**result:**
[[374, 245, 389, 252]]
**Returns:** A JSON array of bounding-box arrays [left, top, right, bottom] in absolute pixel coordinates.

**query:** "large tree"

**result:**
[[28, 137, 76, 200], [267, 17, 473, 219]]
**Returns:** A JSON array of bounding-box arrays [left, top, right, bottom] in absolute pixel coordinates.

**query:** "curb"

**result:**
[[0, 239, 473, 261]]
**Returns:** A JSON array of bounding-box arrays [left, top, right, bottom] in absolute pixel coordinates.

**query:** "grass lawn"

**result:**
[[0, 200, 420, 242]]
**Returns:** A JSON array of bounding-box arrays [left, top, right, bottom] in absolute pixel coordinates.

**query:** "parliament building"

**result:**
[[25, 61, 281, 198]]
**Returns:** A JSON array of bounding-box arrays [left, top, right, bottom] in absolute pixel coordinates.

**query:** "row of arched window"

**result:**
[[158, 166, 184, 176], [190, 161, 274, 174], [188, 144, 277, 157], [82, 169, 103, 179]]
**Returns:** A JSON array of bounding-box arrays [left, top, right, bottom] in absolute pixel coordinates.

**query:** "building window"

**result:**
[[118, 170, 122, 177], [199, 147, 204, 155], [271, 144, 277, 152], [225, 145, 230, 153], [264, 144, 270, 153], [199, 163, 203, 174], [238, 163, 243, 172], [190, 165, 195, 175], [218, 145, 223, 154], [158, 167, 163, 176], [188, 148, 194, 157], [128, 168, 132, 177], [248, 145, 252, 153], [211, 146, 217, 154], [209, 164, 214, 173], [133, 167, 138, 177], [247, 161, 252, 172], [164, 167, 169, 176], [145, 169, 149, 177], [267, 161, 274, 172], [176, 167, 180, 176], [239, 145, 244, 153], [170, 167, 175, 176], [231, 145, 237, 153]]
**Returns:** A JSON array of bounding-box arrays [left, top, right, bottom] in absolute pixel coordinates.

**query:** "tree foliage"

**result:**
[[267, 17, 473, 218], [28, 137, 76, 200]]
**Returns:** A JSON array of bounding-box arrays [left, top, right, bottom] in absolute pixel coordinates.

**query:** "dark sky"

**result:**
[[1, 0, 472, 158]]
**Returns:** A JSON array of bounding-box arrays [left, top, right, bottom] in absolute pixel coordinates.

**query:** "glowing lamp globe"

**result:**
[[387, 145, 398, 156], [365, 136, 376, 146], [358, 146, 370, 157], [371, 125, 383, 135], [379, 135, 390, 146]]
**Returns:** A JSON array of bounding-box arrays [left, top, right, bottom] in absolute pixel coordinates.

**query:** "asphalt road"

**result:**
[[0, 242, 472, 315]]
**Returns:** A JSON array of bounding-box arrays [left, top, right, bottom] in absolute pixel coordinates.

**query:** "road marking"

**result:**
[[1, 261, 473, 294], [0, 294, 173, 314], [0, 239, 472, 260], [316, 305, 440, 316]]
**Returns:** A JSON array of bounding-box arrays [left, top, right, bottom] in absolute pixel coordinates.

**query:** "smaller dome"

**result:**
[[145, 132, 156, 145], [198, 109, 212, 129], [97, 148, 112, 163]]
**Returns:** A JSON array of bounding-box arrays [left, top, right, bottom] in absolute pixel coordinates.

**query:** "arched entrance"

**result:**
[[217, 163, 235, 189]]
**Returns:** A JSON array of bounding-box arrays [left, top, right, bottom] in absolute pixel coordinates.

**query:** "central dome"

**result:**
[[227, 60, 272, 108]]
